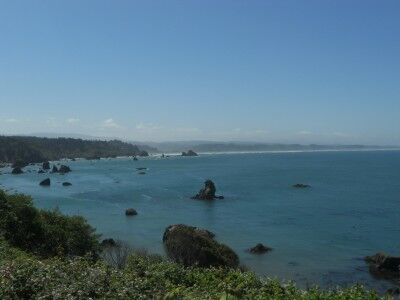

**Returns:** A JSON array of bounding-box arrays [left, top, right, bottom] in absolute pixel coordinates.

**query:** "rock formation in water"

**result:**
[[125, 208, 138, 216], [163, 224, 238, 268], [248, 243, 272, 254], [182, 150, 198, 157], [292, 183, 311, 188], [39, 178, 51, 186], [192, 180, 224, 200], [59, 165, 71, 174], [52, 165, 59, 173], [42, 161, 50, 170], [365, 252, 400, 279], [62, 182, 72, 186], [11, 167, 23, 175]]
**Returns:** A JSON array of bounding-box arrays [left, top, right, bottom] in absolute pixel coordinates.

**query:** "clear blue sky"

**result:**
[[0, 0, 399, 145]]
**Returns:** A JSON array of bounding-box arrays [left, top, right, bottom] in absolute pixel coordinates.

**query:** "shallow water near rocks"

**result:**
[[1, 150, 399, 292]]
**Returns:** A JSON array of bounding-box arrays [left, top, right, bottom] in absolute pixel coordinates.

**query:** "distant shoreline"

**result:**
[[158, 148, 400, 156]]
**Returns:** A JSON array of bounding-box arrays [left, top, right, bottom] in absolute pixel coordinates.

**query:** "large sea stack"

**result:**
[[163, 224, 238, 268], [192, 180, 224, 200]]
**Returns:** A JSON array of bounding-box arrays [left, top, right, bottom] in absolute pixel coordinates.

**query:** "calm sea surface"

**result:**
[[1, 150, 399, 291]]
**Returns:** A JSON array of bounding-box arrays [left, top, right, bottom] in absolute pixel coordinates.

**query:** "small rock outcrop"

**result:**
[[62, 182, 72, 186], [42, 161, 50, 170], [163, 224, 239, 268], [248, 243, 272, 254], [59, 165, 71, 174], [52, 165, 59, 173], [138, 172, 146, 175], [365, 252, 400, 278], [11, 167, 23, 175], [293, 183, 311, 188], [125, 208, 138, 216], [192, 180, 224, 200], [182, 150, 198, 157], [136, 167, 147, 170], [38, 169, 45, 174], [39, 178, 51, 186], [100, 238, 117, 247]]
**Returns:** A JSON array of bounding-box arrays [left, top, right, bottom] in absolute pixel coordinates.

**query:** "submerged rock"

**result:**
[[293, 183, 311, 188], [365, 252, 400, 279], [42, 161, 50, 170], [59, 165, 71, 173], [11, 167, 23, 175], [62, 182, 72, 186], [39, 178, 51, 186], [248, 243, 272, 254], [138, 172, 146, 175], [163, 224, 238, 268], [136, 167, 147, 170], [182, 150, 198, 157], [125, 208, 138, 216], [192, 180, 224, 200]]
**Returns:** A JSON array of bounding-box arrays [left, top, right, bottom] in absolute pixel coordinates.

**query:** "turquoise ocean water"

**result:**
[[1, 150, 399, 291]]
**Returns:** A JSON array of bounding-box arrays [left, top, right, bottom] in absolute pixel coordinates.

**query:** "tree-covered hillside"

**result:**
[[0, 136, 150, 166]]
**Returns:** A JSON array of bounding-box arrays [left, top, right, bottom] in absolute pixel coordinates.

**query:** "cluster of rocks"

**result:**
[[182, 150, 198, 157], [39, 178, 72, 187]]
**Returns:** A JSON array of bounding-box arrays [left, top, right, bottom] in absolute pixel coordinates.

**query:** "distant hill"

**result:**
[[147, 141, 398, 153], [0, 136, 151, 166]]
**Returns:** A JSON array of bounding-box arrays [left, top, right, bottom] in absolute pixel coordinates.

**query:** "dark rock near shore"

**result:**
[[62, 182, 72, 186], [38, 169, 45, 174], [248, 243, 272, 254], [182, 150, 198, 157], [100, 238, 117, 247], [192, 180, 224, 200], [39, 178, 51, 186], [12, 160, 28, 168], [133, 156, 138, 161], [59, 165, 71, 174], [11, 167, 23, 175], [163, 224, 239, 268], [125, 208, 138, 216], [52, 165, 59, 173], [293, 183, 311, 188], [42, 161, 50, 170], [365, 252, 400, 279]]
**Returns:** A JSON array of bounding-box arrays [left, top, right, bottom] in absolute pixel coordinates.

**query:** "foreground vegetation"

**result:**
[[0, 189, 389, 299], [0, 136, 151, 167]]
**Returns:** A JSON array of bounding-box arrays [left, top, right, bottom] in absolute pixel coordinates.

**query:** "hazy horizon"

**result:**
[[1, 1, 399, 145]]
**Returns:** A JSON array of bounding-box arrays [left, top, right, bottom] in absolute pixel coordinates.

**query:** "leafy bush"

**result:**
[[0, 190, 100, 258], [0, 240, 385, 300]]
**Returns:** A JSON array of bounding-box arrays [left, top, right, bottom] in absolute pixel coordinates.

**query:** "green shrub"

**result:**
[[0, 189, 100, 258]]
